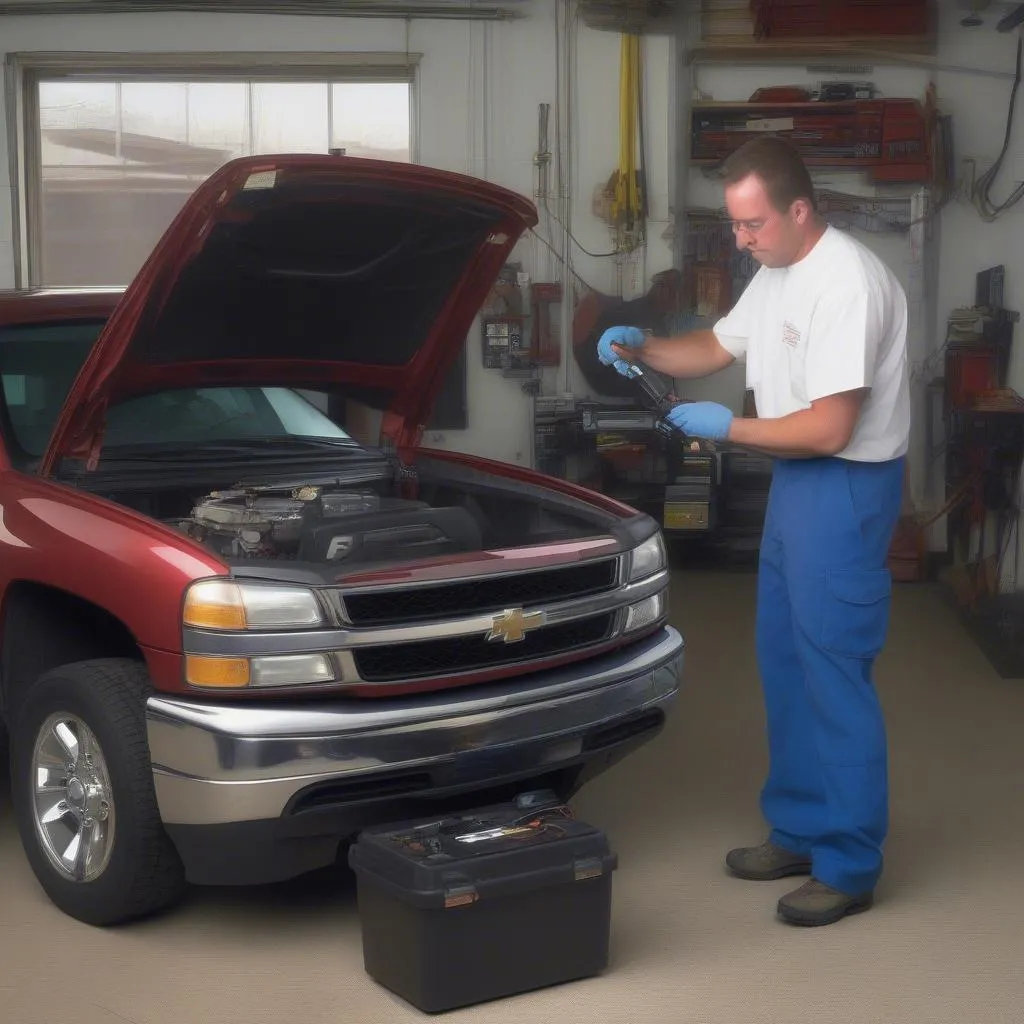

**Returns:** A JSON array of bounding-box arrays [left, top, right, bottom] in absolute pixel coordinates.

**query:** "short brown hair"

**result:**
[[721, 136, 817, 213]]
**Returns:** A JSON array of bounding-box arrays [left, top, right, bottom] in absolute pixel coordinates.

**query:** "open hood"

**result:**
[[41, 154, 538, 475]]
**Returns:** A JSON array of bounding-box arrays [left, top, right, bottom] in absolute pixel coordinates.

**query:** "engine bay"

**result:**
[[165, 482, 484, 567], [77, 443, 626, 574]]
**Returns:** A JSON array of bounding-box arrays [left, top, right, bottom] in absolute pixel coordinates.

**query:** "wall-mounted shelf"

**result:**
[[687, 38, 937, 66], [690, 155, 880, 167], [692, 99, 869, 110]]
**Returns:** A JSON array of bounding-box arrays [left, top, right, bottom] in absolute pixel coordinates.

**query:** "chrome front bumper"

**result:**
[[147, 626, 683, 827]]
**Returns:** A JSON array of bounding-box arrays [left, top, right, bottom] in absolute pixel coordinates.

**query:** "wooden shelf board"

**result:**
[[686, 37, 937, 65], [690, 157, 882, 167], [690, 100, 885, 111]]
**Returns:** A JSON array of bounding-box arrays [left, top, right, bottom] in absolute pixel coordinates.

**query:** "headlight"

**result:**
[[183, 579, 325, 631], [628, 533, 667, 582]]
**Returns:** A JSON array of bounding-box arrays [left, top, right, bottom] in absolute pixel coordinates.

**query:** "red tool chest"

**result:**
[[751, 0, 930, 39], [690, 97, 931, 183]]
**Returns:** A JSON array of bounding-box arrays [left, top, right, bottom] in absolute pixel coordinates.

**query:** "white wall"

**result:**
[[0, 3, 675, 469], [931, 10, 1024, 587], [933, 10, 1024, 372]]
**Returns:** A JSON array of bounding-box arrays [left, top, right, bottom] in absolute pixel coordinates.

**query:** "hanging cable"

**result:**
[[541, 201, 619, 258], [608, 31, 645, 254], [969, 34, 1024, 221], [614, 33, 639, 228]]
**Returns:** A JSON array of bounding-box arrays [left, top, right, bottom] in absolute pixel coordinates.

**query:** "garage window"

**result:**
[[9, 53, 419, 288]]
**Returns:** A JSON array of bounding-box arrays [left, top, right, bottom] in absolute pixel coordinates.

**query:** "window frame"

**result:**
[[5, 50, 422, 289]]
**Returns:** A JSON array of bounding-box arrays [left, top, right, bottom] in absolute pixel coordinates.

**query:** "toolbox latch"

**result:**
[[443, 884, 479, 909], [573, 857, 605, 882]]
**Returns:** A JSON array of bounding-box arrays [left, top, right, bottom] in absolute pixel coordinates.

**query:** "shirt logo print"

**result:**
[[781, 321, 801, 348]]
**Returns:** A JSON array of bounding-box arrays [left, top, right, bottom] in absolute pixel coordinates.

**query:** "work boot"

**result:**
[[777, 878, 874, 927], [725, 839, 812, 881]]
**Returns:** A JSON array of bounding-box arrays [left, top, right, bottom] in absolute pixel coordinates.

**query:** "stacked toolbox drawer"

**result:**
[[750, 0, 930, 39]]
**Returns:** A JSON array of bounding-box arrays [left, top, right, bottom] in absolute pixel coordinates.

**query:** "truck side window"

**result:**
[[0, 320, 106, 464], [0, 319, 352, 466]]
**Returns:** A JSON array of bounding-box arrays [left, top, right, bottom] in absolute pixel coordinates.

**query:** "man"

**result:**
[[597, 135, 909, 928]]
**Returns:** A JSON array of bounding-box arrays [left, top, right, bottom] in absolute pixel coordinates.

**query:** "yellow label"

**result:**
[[663, 502, 709, 530]]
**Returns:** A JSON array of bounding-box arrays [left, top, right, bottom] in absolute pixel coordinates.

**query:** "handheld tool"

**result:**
[[620, 360, 696, 442], [621, 360, 678, 415], [623, 360, 726, 456]]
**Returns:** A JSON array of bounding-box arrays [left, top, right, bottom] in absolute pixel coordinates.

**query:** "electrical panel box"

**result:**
[[481, 316, 529, 371]]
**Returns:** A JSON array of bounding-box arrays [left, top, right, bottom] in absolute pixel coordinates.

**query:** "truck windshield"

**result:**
[[0, 319, 351, 461]]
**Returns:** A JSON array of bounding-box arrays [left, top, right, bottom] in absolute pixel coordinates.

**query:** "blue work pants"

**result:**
[[756, 455, 904, 896]]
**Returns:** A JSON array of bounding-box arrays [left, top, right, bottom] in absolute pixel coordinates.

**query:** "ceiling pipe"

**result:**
[[0, 1, 525, 18]]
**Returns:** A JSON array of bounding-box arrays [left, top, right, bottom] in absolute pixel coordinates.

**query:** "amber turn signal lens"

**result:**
[[185, 655, 251, 688], [183, 581, 248, 631]]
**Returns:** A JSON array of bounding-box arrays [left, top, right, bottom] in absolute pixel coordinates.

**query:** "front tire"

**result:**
[[11, 658, 187, 926]]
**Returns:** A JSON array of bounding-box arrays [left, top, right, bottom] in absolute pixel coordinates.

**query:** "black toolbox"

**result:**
[[348, 794, 618, 1013]]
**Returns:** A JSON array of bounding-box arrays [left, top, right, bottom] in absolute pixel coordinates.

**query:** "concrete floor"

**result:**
[[3, 571, 1023, 1024]]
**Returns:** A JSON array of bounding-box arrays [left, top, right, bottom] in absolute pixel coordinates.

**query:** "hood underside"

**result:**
[[41, 155, 538, 473]]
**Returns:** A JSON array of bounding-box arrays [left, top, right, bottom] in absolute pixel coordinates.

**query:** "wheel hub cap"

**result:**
[[30, 713, 117, 884]]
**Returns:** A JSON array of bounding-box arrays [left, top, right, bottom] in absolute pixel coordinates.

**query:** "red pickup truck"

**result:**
[[0, 154, 683, 927]]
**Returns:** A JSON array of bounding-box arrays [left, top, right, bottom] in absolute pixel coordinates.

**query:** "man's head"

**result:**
[[720, 136, 822, 268]]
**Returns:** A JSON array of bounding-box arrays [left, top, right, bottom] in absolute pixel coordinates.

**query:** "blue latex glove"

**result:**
[[665, 401, 734, 442], [597, 325, 645, 377]]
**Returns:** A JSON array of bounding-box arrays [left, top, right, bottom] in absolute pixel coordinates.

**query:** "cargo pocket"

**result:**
[[820, 568, 892, 660]]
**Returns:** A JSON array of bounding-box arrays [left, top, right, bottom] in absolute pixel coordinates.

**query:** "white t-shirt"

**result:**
[[712, 224, 910, 462]]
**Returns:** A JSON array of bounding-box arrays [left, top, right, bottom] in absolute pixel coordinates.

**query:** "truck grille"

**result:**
[[342, 557, 618, 627], [352, 612, 616, 683]]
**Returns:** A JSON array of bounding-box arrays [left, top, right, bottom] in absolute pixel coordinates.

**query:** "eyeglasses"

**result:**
[[730, 218, 768, 236]]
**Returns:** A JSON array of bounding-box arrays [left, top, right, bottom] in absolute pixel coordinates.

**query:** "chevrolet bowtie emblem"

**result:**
[[486, 607, 546, 644]]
